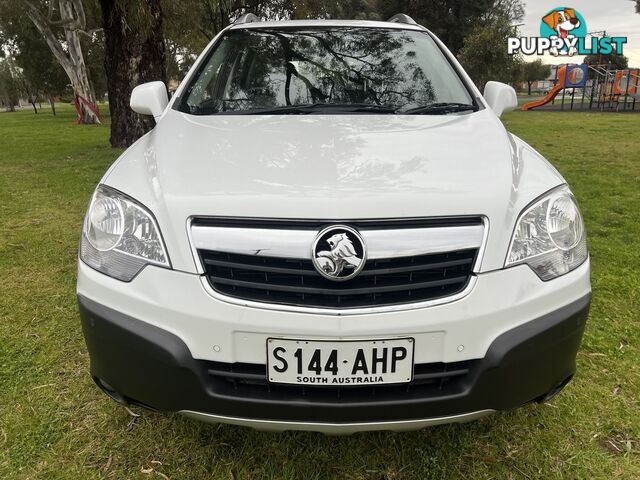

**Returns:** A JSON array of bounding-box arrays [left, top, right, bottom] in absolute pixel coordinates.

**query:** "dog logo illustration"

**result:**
[[508, 7, 626, 57], [540, 7, 586, 56], [312, 226, 366, 281]]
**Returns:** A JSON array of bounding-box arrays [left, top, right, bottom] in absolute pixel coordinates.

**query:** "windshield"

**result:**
[[179, 27, 475, 115]]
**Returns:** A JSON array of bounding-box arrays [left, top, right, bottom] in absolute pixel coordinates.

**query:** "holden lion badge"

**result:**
[[311, 225, 366, 281]]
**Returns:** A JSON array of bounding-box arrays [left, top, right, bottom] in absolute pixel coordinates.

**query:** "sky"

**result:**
[[519, 0, 640, 66]]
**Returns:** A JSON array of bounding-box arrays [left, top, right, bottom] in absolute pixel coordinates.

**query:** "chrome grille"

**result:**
[[199, 249, 477, 308], [191, 217, 485, 310]]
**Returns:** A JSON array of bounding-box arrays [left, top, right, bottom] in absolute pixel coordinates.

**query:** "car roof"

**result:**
[[228, 19, 426, 32]]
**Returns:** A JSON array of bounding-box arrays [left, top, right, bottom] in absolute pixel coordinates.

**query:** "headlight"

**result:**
[[80, 185, 170, 281], [506, 186, 587, 280]]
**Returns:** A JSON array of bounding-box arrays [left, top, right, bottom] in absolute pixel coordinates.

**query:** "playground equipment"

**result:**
[[522, 65, 567, 110], [522, 64, 640, 112]]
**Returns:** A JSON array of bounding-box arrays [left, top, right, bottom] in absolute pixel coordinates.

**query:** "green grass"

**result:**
[[0, 105, 638, 479]]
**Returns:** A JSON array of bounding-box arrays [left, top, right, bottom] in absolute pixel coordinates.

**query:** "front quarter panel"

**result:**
[[479, 130, 566, 272], [99, 130, 199, 274]]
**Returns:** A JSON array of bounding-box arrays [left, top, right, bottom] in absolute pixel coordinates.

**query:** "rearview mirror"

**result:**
[[483, 81, 518, 117], [130, 81, 168, 120]]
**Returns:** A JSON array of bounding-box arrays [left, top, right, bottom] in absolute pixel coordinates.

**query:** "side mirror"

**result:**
[[483, 81, 518, 117], [130, 81, 168, 120]]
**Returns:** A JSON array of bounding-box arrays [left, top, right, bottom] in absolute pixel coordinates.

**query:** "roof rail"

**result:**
[[235, 13, 260, 24], [387, 13, 417, 25]]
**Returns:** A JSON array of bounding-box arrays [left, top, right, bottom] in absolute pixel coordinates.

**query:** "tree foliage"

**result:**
[[584, 52, 629, 70], [4, 19, 71, 113], [289, 0, 525, 54], [161, 0, 525, 71], [20, 0, 104, 123], [2, 0, 528, 144], [0, 0, 106, 112], [0, 57, 23, 111], [291, 0, 380, 20], [458, 18, 523, 89], [521, 59, 550, 95], [377, 0, 524, 54], [162, 0, 292, 58]]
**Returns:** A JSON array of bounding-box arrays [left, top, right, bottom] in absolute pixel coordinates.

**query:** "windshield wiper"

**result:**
[[402, 103, 478, 115], [233, 103, 397, 115], [200, 102, 476, 115]]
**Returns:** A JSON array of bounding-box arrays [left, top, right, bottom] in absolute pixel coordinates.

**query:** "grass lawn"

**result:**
[[0, 105, 638, 479]]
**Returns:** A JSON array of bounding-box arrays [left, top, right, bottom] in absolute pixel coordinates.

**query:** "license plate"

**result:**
[[266, 338, 414, 386]]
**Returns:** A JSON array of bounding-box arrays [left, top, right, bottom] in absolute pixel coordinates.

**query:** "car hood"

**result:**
[[104, 108, 565, 273]]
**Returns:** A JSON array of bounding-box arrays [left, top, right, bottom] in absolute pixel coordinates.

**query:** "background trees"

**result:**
[[458, 18, 523, 89], [377, 0, 524, 55], [22, 0, 103, 123], [7, 0, 612, 144], [291, 0, 379, 21], [0, 1, 105, 115], [521, 59, 551, 95], [0, 58, 22, 112], [7, 20, 71, 115], [160, 0, 525, 64], [584, 52, 629, 71], [99, 0, 166, 147]]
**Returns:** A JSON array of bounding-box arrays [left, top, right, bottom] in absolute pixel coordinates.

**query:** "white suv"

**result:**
[[77, 14, 591, 433]]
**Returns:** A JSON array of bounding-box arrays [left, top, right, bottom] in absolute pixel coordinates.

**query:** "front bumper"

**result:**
[[78, 291, 590, 432]]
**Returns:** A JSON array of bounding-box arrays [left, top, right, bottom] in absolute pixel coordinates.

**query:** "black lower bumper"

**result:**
[[78, 294, 590, 423]]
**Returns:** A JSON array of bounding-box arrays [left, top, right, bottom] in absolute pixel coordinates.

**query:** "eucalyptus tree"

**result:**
[[0, 58, 22, 112], [22, 0, 102, 123], [522, 59, 551, 95], [6, 20, 72, 114], [98, 0, 166, 147], [100, 0, 295, 147]]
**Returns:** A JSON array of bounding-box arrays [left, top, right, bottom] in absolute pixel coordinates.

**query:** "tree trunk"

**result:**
[[99, 0, 167, 148], [24, 0, 100, 124], [527, 82, 532, 95], [49, 96, 57, 116], [59, 0, 99, 124]]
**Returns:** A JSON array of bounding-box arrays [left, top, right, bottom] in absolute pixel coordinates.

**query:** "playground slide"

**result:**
[[522, 66, 567, 111]]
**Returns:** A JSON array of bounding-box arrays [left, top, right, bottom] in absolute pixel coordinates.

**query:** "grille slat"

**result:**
[[203, 256, 474, 277], [413, 368, 469, 382], [209, 275, 468, 295], [203, 258, 318, 276], [360, 257, 473, 276], [199, 248, 477, 308], [206, 368, 266, 382]]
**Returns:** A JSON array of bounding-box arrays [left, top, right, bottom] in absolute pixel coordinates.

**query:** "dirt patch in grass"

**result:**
[[596, 432, 639, 456]]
